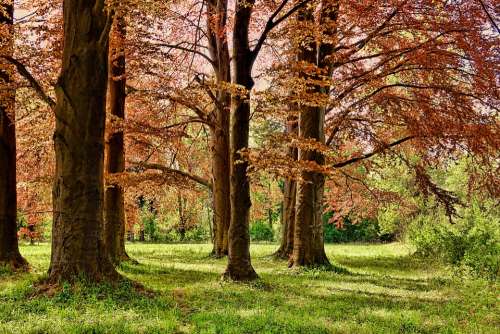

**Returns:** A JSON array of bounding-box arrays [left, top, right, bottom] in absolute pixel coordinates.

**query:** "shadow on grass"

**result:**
[[335, 254, 432, 272], [119, 261, 219, 286], [188, 272, 451, 334]]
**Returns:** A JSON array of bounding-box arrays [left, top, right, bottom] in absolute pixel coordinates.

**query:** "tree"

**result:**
[[0, 0, 28, 270], [224, 0, 311, 281], [206, 0, 231, 257], [290, 0, 339, 268], [103, 9, 132, 265], [274, 120, 297, 259], [49, 0, 119, 283], [223, 0, 259, 281], [249, 0, 499, 268]]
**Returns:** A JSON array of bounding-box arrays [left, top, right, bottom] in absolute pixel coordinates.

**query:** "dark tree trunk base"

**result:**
[[210, 249, 228, 259], [119, 252, 139, 265], [111, 250, 137, 266], [48, 246, 122, 285], [272, 247, 292, 260], [0, 252, 29, 271], [222, 264, 258, 282], [288, 250, 331, 269]]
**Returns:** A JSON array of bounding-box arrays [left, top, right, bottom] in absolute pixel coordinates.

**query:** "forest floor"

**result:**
[[0, 243, 498, 334]]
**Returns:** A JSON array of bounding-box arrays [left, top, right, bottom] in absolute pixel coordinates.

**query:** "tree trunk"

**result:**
[[209, 122, 230, 256], [177, 192, 186, 241], [223, 0, 258, 281], [49, 0, 119, 283], [290, 1, 339, 268], [275, 179, 296, 259], [207, 0, 231, 258], [274, 117, 298, 259], [0, 0, 28, 270], [103, 11, 131, 265]]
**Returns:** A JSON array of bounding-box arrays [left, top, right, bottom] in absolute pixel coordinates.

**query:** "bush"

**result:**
[[407, 201, 499, 280], [324, 220, 380, 243], [250, 220, 274, 242], [323, 212, 381, 243], [184, 225, 210, 242], [377, 205, 404, 241]]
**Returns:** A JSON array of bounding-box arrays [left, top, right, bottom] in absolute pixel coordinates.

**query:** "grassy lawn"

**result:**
[[0, 243, 498, 333]]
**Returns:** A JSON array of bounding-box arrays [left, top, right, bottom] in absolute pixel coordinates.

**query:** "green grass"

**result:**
[[1, 243, 498, 333]]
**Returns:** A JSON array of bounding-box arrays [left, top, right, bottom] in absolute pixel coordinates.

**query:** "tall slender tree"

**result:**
[[206, 0, 231, 258], [49, 0, 119, 283], [274, 117, 297, 259], [224, 0, 259, 280], [103, 9, 132, 264], [225, 0, 311, 280], [0, 0, 28, 270]]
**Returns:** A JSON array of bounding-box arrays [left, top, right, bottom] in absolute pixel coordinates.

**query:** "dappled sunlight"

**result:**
[[0, 242, 497, 333]]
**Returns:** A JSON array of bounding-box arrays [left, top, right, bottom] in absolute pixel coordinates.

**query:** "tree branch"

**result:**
[[152, 42, 215, 66], [0, 56, 55, 109], [129, 161, 212, 189], [478, 0, 500, 34], [332, 136, 415, 168], [251, 0, 313, 60]]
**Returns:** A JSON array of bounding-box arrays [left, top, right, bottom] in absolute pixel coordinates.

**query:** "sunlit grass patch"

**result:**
[[0, 242, 498, 333]]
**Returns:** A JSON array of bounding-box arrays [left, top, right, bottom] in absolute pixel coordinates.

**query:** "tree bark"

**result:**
[[49, 0, 119, 283], [290, 1, 339, 268], [276, 179, 297, 258], [177, 192, 186, 241], [291, 105, 329, 267], [274, 117, 298, 259], [223, 0, 258, 281], [103, 11, 131, 265], [207, 0, 231, 258], [0, 0, 28, 270]]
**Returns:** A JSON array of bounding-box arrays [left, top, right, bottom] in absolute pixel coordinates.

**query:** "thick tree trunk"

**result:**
[[274, 118, 298, 259], [207, 0, 231, 258], [0, 0, 28, 270], [103, 12, 131, 265], [291, 147, 329, 267], [223, 0, 258, 281], [290, 2, 339, 268], [49, 0, 119, 283]]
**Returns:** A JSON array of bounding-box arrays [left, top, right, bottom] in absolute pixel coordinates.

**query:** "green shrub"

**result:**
[[377, 205, 404, 241], [184, 225, 210, 242], [407, 201, 499, 280], [323, 212, 381, 243], [250, 220, 274, 242]]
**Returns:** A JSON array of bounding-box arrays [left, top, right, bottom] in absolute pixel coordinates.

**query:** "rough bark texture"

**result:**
[[49, 0, 119, 283], [207, 0, 231, 258], [274, 118, 298, 259], [223, 0, 258, 281], [103, 12, 131, 264], [290, 2, 339, 268], [0, 0, 28, 270], [291, 109, 329, 267]]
